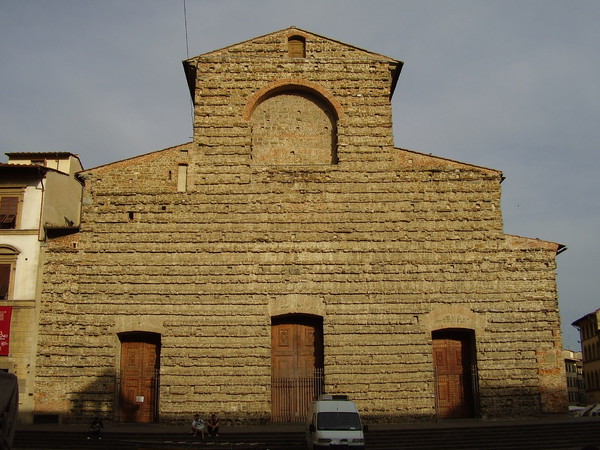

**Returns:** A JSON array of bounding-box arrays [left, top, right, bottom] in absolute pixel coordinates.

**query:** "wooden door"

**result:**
[[271, 316, 324, 422], [433, 334, 474, 419], [120, 340, 159, 423], [272, 322, 320, 377]]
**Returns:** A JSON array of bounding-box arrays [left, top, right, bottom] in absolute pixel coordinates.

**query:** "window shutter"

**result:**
[[0, 197, 18, 229], [288, 37, 306, 58], [0, 264, 10, 300]]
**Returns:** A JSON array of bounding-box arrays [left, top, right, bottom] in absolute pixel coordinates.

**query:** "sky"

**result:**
[[1, 0, 599, 350]]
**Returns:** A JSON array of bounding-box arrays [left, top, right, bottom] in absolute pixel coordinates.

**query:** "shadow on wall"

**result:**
[[35, 370, 569, 425], [0, 372, 18, 448]]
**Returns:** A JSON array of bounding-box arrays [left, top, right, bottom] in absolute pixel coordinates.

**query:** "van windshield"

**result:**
[[317, 412, 361, 430]]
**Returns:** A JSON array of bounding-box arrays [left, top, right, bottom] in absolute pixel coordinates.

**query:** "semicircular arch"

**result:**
[[246, 81, 340, 165], [0, 245, 20, 255], [243, 78, 343, 121]]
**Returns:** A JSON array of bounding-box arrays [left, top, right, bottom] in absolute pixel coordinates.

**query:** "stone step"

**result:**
[[15, 431, 303, 450], [366, 421, 600, 449], [14, 419, 600, 450]]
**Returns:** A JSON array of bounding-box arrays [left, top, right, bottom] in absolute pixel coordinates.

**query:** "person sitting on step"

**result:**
[[206, 413, 220, 437], [86, 417, 104, 440], [191, 414, 205, 439]]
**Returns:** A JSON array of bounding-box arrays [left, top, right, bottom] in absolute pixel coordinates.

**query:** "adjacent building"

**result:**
[[572, 309, 600, 403], [0, 152, 83, 423], [35, 27, 567, 424], [563, 349, 585, 405]]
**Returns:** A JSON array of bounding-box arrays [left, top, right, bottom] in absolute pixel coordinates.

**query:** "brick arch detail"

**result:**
[[421, 305, 487, 335], [242, 78, 344, 121], [268, 294, 326, 318], [285, 29, 310, 40], [111, 316, 166, 336]]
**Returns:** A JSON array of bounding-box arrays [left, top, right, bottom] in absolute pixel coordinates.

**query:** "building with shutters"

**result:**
[[563, 349, 585, 406], [0, 152, 83, 423], [35, 27, 567, 425], [572, 310, 600, 403]]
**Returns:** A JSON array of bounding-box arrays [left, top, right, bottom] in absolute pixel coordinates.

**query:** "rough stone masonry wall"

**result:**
[[36, 29, 566, 424], [189, 29, 398, 180]]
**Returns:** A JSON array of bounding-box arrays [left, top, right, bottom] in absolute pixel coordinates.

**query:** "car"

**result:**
[[569, 405, 587, 416], [305, 394, 367, 449], [575, 404, 600, 417]]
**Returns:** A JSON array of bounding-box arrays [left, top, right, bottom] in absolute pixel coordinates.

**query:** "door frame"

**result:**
[[116, 331, 161, 423], [432, 328, 479, 419], [271, 314, 325, 422]]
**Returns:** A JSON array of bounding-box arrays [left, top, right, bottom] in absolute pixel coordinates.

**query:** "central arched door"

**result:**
[[271, 314, 324, 422]]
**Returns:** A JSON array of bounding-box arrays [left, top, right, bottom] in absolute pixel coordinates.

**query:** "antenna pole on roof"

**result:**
[[183, 0, 190, 59], [183, 0, 193, 135]]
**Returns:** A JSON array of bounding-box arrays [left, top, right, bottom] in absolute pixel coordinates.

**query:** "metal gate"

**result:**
[[271, 368, 324, 422]]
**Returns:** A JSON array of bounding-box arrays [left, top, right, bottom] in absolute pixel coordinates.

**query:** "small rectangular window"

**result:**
[[288, 36, 306, 58], [0, 264, 11, 300], [0, 197, 18, 230], [177, 164, 188, 192]]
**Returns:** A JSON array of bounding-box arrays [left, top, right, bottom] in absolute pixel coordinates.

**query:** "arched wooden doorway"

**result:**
[[271, 314, 324, 422], [432, 329, 479, 419], [117, 332, 161, 423]]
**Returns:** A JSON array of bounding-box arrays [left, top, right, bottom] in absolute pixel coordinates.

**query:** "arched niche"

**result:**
[[244, 81, 342, 165]]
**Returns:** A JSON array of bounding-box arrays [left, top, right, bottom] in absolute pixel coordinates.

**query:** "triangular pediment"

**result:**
[[185, 26, 400, 62], [182, 27, 403, 100]]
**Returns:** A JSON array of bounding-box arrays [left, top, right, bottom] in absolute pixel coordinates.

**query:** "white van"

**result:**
[[305, 394, 367, 449]]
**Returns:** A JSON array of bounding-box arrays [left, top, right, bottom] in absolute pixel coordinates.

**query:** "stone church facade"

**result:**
[[35, 27, 567, 424]]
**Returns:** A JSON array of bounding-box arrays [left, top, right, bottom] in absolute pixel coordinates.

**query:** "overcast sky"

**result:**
[[2, 0, 598, 350]]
